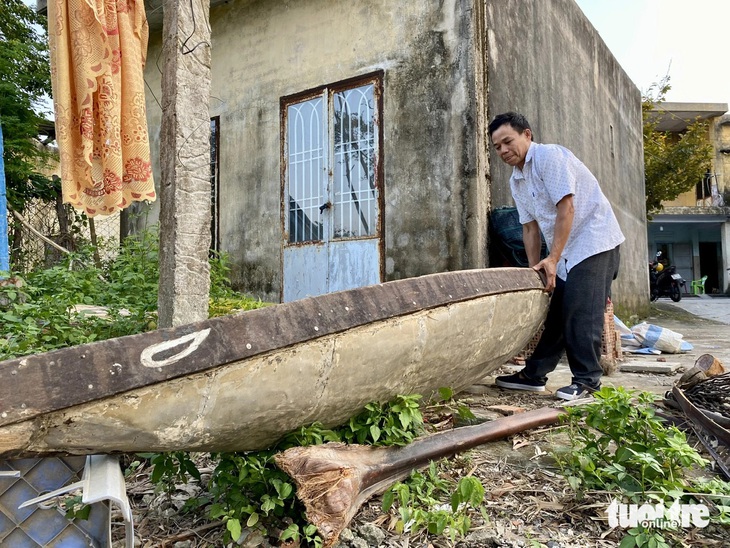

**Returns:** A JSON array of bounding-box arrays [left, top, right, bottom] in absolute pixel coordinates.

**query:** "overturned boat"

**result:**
[[0, 268, 547, 458]]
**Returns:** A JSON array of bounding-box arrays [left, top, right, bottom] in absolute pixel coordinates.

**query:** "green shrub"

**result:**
[[554, 387, 707, 498], [0, 230, 266, 360], [142, 394, 427, 546], [382, 461, 485, 541], [553, 386, 730, 547]]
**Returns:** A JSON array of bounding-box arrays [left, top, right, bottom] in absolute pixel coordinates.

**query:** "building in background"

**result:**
[[135, 0, 650, 313], [647, 102, 730, 294]]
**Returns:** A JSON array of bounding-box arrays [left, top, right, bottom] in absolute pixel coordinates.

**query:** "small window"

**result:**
[[696, 171, 711, 201], [332, 86, 378, 239], [286, 97, 325, 243], [210, 116, 220, 252]]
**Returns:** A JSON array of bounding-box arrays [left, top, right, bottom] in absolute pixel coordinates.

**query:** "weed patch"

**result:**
[[553, 386, 730, 547]]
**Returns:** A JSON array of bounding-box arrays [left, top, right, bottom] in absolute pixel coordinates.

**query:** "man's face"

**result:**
[[491, 124, 532, 169]]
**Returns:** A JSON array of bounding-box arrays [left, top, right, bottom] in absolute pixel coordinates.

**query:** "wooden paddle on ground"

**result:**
[[275, 406, 563, 547]]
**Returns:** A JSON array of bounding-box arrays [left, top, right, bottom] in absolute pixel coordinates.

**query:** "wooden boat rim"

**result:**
[[0, 268, 543, 427]]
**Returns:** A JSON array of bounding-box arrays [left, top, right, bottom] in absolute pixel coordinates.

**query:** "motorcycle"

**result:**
[[649, 251, 686, 302]]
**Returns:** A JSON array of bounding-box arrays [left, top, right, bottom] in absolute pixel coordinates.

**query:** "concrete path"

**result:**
[[662, 295, 730, 324]]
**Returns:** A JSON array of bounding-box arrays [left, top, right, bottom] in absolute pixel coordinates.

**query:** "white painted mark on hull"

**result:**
[[140, 329, 212, 369]]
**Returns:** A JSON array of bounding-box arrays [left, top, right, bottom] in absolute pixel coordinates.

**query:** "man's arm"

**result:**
[[532, 194, 574, 291], [522, 220, 542, 267]]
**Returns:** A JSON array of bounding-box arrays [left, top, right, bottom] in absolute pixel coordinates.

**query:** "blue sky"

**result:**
[[575, 0, 730, 107]]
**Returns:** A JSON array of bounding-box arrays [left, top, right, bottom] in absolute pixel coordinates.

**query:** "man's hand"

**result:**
[[531, 195, 574, 292], [533, 256, 559, 292]]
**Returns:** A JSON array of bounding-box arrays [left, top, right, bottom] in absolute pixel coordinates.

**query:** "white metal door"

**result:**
[[283, 80, 381, 302]]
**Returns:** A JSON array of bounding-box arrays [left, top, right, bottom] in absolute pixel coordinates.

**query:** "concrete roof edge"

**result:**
[[657, 101, 729, 115]]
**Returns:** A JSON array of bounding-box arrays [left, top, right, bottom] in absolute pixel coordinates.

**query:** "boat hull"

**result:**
[[0, 268, 547, 457]]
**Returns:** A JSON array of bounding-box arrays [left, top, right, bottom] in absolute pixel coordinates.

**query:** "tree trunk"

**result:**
[[54, 187, 72, 250], [9, 218, 24, 271], [119, 208, 129, 244], [158, 0, 212, 328], [88, 217, 101, 268]]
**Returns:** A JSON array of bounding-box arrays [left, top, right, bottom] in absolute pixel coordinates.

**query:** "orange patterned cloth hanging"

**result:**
[[47, 0, 156, 217]]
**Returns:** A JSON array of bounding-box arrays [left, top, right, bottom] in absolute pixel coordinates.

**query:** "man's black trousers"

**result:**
[[522, 245, 621, 389]]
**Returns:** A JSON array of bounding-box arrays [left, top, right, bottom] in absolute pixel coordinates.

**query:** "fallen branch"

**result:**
[[159, 522, 223, 547], [9, 205, 107, 281], [10, 205, 71, 256], [275, 406, 563, 547]]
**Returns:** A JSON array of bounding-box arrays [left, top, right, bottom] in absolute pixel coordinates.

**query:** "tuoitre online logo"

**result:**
[[607, 500, 710, 529]]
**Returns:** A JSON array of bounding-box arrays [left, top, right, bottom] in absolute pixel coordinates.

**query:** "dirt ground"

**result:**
[[115, 302, 730, 548]]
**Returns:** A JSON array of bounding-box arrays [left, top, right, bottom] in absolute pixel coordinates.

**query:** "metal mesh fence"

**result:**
[[6, 200, 120, 274], [0, 456, 111, 547]]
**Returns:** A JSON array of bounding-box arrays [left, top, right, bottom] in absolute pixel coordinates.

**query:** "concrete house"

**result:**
[[647, 102, 730, 294], [142, 0, 649, 313]]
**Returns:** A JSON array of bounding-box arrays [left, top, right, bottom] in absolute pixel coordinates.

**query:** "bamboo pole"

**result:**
[[9, 206, 71, 256]]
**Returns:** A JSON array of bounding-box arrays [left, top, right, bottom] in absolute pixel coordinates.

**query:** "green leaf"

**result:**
[[260, 495, 276, 513], [467, 478, 485, 506], [246, 512, 259, 527], [226, 518, 242, 541], [277, 481, 293, 499], [399, 410, 411, 429], [619, 534, 637, 548], [280, 523, 300, 541], [459, 477, 474, 501], [451, 490, 461, 512], [382, 490, 395, 512], [208, 503, 226, 518], [150, 462, 165, 484], [457, 405, 476, 420], [567, 476, 581, 490], [427, 512, 447, 535]]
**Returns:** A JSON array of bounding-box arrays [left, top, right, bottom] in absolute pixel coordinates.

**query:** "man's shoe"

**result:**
[[555, 383, 598, 401], [495, 372, 546, 392]]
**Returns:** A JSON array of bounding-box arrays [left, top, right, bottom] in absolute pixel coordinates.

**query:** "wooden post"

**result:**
[[158, 0, 212, 328]]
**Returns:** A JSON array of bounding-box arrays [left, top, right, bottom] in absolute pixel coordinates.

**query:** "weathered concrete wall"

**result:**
[[716, 115, 730, 292], [145, 0, 482, 301], [484, 0, 649, 314], [143, 0, 648, 312]]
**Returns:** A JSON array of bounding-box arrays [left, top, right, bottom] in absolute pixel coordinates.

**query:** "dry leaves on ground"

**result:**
[[113, 381, 730, 548]]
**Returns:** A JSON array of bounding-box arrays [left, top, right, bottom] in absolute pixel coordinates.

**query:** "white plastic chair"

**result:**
[[19, 455, 134, 548]]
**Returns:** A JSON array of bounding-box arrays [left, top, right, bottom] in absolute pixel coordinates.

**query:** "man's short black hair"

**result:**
[[488, 112, 531, 136]]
